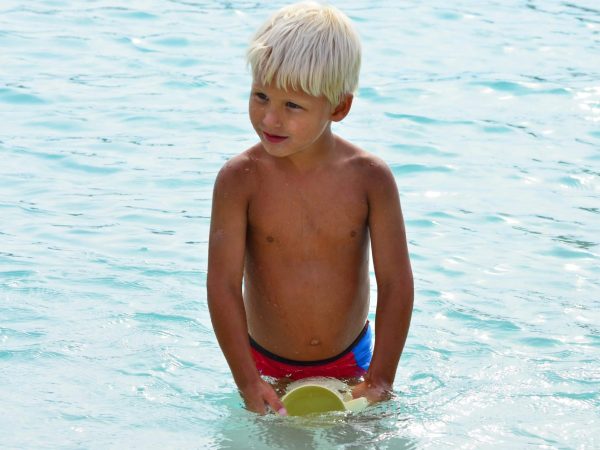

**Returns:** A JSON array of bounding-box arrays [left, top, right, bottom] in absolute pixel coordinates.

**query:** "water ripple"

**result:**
[[1, 0, 599, 448]]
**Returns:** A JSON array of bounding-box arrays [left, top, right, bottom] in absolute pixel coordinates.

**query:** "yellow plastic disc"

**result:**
[[281, 385, 346, 416]]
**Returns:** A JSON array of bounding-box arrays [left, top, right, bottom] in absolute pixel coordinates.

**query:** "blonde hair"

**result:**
[[247, 2, 361, 106]]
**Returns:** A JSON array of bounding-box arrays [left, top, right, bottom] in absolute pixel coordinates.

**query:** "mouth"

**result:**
[[263, 131, 288, 144]]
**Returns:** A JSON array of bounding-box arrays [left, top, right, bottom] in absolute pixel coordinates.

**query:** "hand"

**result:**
[[239, 378, 287, 416], [351, 379, 393, 404]]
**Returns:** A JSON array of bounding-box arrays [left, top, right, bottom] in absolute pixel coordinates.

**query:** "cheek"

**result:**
[[248, 104, 261, 124]]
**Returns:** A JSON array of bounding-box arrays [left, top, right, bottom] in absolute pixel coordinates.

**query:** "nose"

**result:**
[[262, 106, 281, 128]]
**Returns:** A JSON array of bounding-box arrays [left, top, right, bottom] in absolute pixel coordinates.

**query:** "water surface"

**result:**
[[1, 0, 599, 448]]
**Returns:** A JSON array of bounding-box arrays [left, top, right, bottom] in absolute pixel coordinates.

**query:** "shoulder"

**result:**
[[212, 146, 265, 207], [336, 137, 396, 186], [214, 145, 263, 192], [216, 146, 260, 180]]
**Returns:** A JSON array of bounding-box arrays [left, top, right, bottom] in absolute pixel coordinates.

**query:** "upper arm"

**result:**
[[207, 157, 254, 294], [366, 160, 413, 292]]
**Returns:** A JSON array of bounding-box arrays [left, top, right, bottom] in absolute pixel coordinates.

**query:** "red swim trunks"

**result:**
[[250, 322, 373, 380]]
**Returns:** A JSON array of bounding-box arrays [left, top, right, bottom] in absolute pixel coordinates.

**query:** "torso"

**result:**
[[243, 138, 372, 361]]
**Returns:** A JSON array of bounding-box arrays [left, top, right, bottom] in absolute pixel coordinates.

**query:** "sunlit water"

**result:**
[[1, 1, 599, 448]]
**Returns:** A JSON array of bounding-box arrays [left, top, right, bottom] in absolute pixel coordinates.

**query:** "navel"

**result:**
[[266, 235, 274, 243], [350, 230, 357, 238]]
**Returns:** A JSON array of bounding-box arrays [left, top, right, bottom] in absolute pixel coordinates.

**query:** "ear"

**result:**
[[331, 94, 353, 122]]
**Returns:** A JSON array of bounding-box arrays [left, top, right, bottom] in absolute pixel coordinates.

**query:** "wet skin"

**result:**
[[243, 141, 371, 360], [207, 82, 413, 413]]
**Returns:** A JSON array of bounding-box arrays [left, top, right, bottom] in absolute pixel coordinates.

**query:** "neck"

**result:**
[[287, 125, 336, 172]]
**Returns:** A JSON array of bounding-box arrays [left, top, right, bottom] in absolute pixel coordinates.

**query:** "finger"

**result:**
[[264, 389, 287, 416], [351, 382, 366, 398], [244, 396, 267, 415]]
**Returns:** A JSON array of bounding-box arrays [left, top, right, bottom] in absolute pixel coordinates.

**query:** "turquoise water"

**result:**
[[1, 0, 599, 448]]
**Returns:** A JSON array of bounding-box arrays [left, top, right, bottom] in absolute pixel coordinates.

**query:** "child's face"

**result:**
[[249, 81, 336, 159]]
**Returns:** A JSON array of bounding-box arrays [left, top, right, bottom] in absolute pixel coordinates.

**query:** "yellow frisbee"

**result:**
[[281, 378, 368, 416]]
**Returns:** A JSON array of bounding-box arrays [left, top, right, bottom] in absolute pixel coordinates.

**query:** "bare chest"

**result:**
[[248, 174, 368, 248]]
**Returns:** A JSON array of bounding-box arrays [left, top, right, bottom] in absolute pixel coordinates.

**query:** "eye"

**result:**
[[254, 92, 268, 102], [286, 101, 302, 110]]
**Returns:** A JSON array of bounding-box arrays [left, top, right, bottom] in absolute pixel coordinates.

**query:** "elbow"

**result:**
[[206, 272, 242, 306], [377, 270, 414, 306]]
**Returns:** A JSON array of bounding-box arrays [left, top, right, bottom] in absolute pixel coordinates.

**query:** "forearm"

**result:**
[[207, 286, 261, 389], [367, 282, 414, 386]]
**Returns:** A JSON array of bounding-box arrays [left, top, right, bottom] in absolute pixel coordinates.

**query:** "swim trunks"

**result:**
[[249, 322, 373, 380]]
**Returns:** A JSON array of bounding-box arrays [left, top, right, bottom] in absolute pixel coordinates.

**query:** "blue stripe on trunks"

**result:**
[[352, 322, 373, 371]]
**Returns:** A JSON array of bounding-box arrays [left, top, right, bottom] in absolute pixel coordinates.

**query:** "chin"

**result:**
[[261, 142, 294, 158]]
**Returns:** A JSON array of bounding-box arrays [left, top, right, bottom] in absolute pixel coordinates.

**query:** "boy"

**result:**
[[207, 2, 413, 415]]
